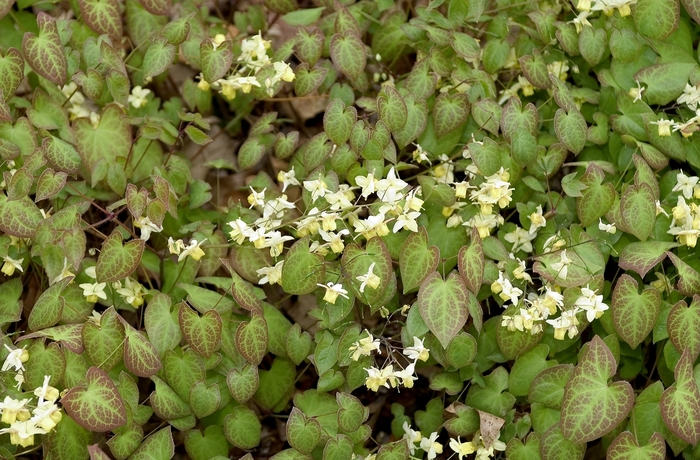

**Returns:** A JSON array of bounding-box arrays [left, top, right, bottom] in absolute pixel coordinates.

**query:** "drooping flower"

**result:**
[[178, 238, 207, 262], [349, 330, 381, 361], [317, 282, 349, 304], [356, 263, 381, 293], [404, 336, 430, 362]]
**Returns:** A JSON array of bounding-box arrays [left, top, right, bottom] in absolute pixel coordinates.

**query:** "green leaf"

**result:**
[[26, 276, 73, 331], [607, 431, 665, 460], [22, 12, 67, 85], [323, 435, 354, 460], [635, 63, 695, 106], [128, 427, 174, 460], [162, 348, 204, 403], [227, 362, 259, 404], [45, 415, 92, 460], [336, 392, 368, 432], [282, 7, 325, 26], [189, 380, 220, 418], [660, 349, 700, 444], [286, 323, 312, 366], [255, 357, 296, 411], [143, 37, 175, 79], [95, 231, 144, 283], [666, 251, 700, 297], [554, 109, 587, 154], [576, 164, 615, 227], [540, 425, 586, 460], [224, 406, 262, 450], [82, 307, 125, 372], [519, 52, 551, 89], [161, 14, 191, 45], [0, 193, 43, 238], [433, 92, 469, 137], [140, 0, 170, 15], [378, 85, 407, 133], [618, 241, 678, 277], [529, 364, 574, 410], [62, 366, 128, 432], [144, 293, 182, 357], [78, 0, 123, 41], [560, 336, 634, 443], [0, 278, 22, 324], [200, 39, 233, 83], [281, 236, 326, 295], [287, 407, 322, 454], [509, 344, 555, 397], [400, 227, 440, 293], [342, 236, 395, 309], [75, 104, 131, 176], [465, 366, 516, 417], [633, 0, 679, 40], [42, 135, 81, 174], [0, 48, 24, 100], [445, 332, 477, 369], [185, 426, 229, 460], [330, 32, 366, 81], [667, 296, 700, 362], [179, 305, 221, 359], [418, 271, 469, 348], [620, 183, 655, 241], [611, 274, 660, 349], [578, 25, 606, 67], [500, 97, 538, 142], [506, 433, 541, 460], [430, 371, 464, 395], [236, 312, 268, 365], [510, 130, 538, 167], [324, 97, 356, 145], [472, 98, 502, 136]]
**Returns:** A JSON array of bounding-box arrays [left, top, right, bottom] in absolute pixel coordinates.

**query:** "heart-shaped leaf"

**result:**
[[143, 37, 175, 79], [28, 276, 71, 331], [22, 12, 67, 85], [500, 97, 538, 142], [281, 236, 326, 295], [634, 0, 679, 40], [184, 426, 229, 460], [35, 168, 67, 202], [611, 274, 660, 349], [287, 407, 322, 454], [459, 228, 485, 294], [62, 366, 128, 432], [342, 237, 395, 309], [336, 392, 368, 432], [179, 305, 222, 358], [236, 312, 268, 365], [667, 295, 700, 362], [189, 380, 220, 418], [150, 375, 192, 420], [0, 194, 43, 238], [82, 307, 125, 372], [128, 427, 174, 460], [618, 241, 677, 277], [378, 85, 407, 133], [324, 97, 356, 145], [607, 431, 665, 460], [540, 425, 586, 460], [330, 32, 366, 81], [393, 96, 428, 148], [95, 232, 144, 282], [554, 108, 587, 154], [200, 39, 232, 83], [660, 349, 700, 445], [666, 251, 700, 296], [0, 48, 24, 99], [578, 25, 606, 67], [224, 406, 262, 450], [123, 324, 162, 378], [296, 27, 323, 65], [400, 227, 440, 293], [324, 435, 354, 460], [227, 363, 259, 404], [560, 336, 634, 443], [293, 63, 328, 96], [78, 0, 123, 41], [434, 92, 469, 137], [577, 163, 615, 227], [620, 183, 655, 241], [418, 271, 469, 348], [285, 323, 312, 365]]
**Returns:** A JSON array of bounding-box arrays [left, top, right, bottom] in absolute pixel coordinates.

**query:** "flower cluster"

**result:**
[[78, 266, 147, 308], [668, 172, 700, 247], [461, 166, 513, 238], [361, 336, 429, 392], [205, 32, 296, 100]]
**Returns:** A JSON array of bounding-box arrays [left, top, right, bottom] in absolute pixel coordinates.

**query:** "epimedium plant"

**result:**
[[3, 0, 700, 458]]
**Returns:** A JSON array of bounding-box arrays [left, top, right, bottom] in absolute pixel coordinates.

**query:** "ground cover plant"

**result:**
[[3, 0, 700, 458]]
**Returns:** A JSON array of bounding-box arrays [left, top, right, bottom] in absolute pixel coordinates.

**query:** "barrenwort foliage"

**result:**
[[2, 0, 700, 458]]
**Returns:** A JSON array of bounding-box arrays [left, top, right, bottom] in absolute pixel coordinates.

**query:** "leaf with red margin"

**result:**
[[236, 312, 268, 365], [660, 349, 700, 445], [200, 39, 233, 83], [560, 336, 634, 443], [223, 259, 263, 313], [666, 252, 700, 296], [140, 0, 170, 15], [0, 90, 10, 122], [607, 431, 665, 460], [18, 323, 84, 353], [459, 227, 484, 294], [62, 366, 128, 432], [400, 227, 439, 294], [611, 274, 660, 349], [618, 242, 678, 278], [227, 362, 259, 404], [78, 0, 123, 41], [540, 424, 585, 460], [27, 276, 72, 331], [667, 295, 700, 363], [123, 323, 162, 377], [418, 271, 469, 348], [22, 12, 67, 85], [0, 0, 14, 20], [128, 427, 174, 460], [0, 194, 43, 238], [88, 444, 111, 460], [179, 304, 222, 358], [95, 231, 144, 283]]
